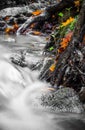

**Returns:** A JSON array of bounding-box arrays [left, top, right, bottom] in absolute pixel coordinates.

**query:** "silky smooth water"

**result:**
[[0, 34, 85, 130]]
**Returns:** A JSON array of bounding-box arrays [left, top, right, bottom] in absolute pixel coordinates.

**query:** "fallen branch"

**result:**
[[17, 0, 76, 34]]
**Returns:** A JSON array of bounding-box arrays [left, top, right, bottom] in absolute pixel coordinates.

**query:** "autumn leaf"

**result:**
[[58, 47, 64, 53], [32, 31, 41, 35], [5, 23, 19, 34], [61, 17, 74, 27], [4, 16, 10, 21], [74, 0, 80, 7], [66, 32, 72, 40], [49, 63, 56, 72], [32, 10, 43, 16], [60, 31, 73, 46], [13, 23, 19, 30], [30, 23, 36, 28], [58, 31, 73, 53], [5, 28, 13, 33], [60, 38, 68, 49]]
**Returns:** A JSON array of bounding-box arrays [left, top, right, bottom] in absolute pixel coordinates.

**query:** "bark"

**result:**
[[50, 0, 85, 91], [73, 0, 85, 40], [46, 0, 75, 14]]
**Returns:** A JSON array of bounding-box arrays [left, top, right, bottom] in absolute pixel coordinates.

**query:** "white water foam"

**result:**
[[0, 58, 57, 130]]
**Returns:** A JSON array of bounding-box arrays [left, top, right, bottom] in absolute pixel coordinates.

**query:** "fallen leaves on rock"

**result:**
[[58, 31, 73, 53], [32, 10, 43, 16], [60, 17, 74, 28], [32, 31, 41, 35]]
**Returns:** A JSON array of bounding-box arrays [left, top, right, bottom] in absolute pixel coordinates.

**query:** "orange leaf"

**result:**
[[13, 23, 19, 30], [5, 28, 13, 33], [58, 47, 64, 53], [32, 10, 43, 16], [60, 38, 68, 49], [74, 0, 80, 7], [49, 64, 56, 72], [65, 31, 73, 40], [30, 23, 36, 28], [32, 31, 41, 35], [59, 32, 73, 52], [4, 16, 10, 21]]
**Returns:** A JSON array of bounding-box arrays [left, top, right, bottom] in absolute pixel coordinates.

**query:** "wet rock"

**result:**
[[39, 58, 54, 80], [7, 16, 16, 25], [0, 19, 7, 31], [0, 7, 31, 17], [41, 87, 84, 113], [29, 61, 43, 70], [6, 15, 27, 25], [10, 52, 27, 67]]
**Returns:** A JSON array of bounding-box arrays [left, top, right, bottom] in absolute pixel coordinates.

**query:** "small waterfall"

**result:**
[[0, 13, 85, 129], [0, 75, 56, 130], [0, 51, 57, 130], [0, 35, 58, 130]]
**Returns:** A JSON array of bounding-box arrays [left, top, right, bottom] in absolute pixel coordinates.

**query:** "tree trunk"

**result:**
[[50, 0, 85, 91]]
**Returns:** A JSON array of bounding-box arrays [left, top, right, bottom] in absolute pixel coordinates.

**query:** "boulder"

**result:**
[[41, 87, 84, 113]]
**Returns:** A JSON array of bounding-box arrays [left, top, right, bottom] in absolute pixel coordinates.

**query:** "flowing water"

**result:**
[[0, 34, 85, 130], [0, 1, 85, 129]]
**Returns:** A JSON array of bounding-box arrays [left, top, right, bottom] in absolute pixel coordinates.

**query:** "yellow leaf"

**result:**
[[74, 0, 80, 7], [61, 17, 74, 27]]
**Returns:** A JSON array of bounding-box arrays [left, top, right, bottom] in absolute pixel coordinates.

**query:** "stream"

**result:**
[[0, 34, 85, 130]]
